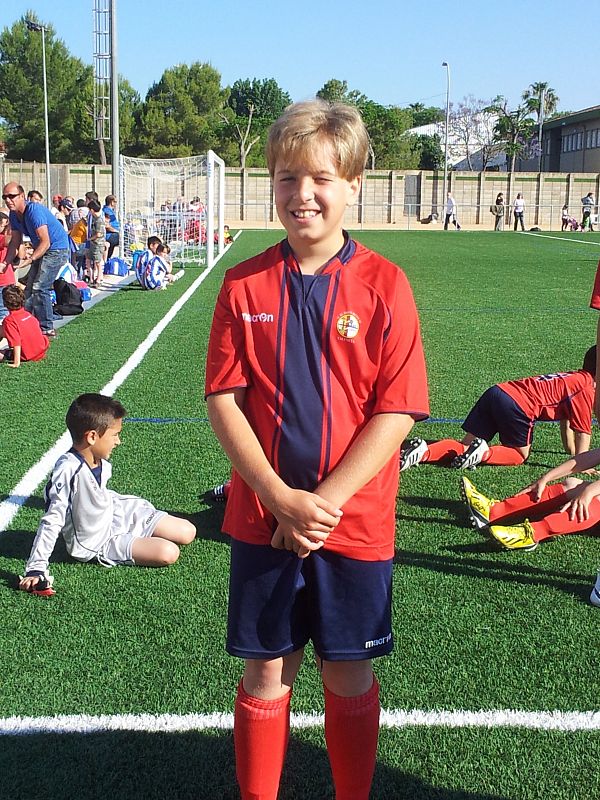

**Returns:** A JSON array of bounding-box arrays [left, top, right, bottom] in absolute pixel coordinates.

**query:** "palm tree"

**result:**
[[522, 82, 559, 124]]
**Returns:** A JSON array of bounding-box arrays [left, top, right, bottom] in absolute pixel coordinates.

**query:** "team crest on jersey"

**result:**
[[336, 312, 360, 340]]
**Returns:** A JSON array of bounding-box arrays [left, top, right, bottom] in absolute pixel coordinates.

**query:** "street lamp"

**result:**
[[442, 61, 450, 208], [25, 19, 51, 208]]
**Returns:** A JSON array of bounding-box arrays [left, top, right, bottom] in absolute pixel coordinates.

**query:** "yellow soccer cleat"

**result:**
[[490, 520, 538, 551], [461, 476, 499, 531]]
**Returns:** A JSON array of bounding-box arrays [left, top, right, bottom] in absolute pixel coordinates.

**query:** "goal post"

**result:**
[[118, 150, 225, 268]]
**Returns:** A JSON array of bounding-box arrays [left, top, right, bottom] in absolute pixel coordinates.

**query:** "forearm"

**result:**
[[316, 412, 415, 508], [560, 419, 575, 454], [541, 447, 600, 483], [206, 392, 288, 512], [10, 345, 21, 368]]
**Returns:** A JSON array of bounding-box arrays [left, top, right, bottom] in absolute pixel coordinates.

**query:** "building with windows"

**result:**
[[541, 106, 600, 172]]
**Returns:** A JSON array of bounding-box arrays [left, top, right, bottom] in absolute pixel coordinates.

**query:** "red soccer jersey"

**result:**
[[590, 259, 600, 310], [0, 233, 14, 286], [499, 370, 594, 434], [2, 308, 49, 361], [205, 237, 430, 561]]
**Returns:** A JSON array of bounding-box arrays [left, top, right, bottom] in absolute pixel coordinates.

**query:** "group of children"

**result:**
[[12, 99, 600, 800], [134, 235, 177, 290]]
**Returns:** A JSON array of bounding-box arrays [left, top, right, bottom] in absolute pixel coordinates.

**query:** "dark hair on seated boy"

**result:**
[[2, 284, 25, 311], [147, 236, 162, 249], [66, 393, 127, 443], [87, 200, 101, 213]]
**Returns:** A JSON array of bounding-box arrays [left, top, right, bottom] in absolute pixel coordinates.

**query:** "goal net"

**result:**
[[118, 151, 225, 267]]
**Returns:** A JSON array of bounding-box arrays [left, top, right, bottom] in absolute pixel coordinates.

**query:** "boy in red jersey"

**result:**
[[205, 100, 429, 800], [401, 346, 596, 472], [0, 284, 49, 367]]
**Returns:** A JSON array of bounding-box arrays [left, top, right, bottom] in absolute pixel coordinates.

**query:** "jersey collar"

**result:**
[[281, 231, 356, 274]]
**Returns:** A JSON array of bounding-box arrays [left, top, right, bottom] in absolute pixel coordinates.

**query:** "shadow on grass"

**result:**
[[398, 495, 465, 527], [0, 728, 509, 800], [395, 548, 592, 602]]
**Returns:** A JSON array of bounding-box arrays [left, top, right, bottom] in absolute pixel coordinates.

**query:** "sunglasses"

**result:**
[[1, 192, 20, 200]]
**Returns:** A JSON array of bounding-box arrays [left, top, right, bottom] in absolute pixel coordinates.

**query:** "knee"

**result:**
[[180, 519, 197, 544], [156, 540, 181, 566]]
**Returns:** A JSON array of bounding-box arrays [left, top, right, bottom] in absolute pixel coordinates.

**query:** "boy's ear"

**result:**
[[346, 175, 362, 207], [84, 429, 99, 446]]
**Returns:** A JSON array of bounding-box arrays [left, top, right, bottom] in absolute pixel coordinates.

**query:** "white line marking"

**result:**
[[1, 708, 600, 736], [0, 246, 233, 534], [522, 232, 600, 246]]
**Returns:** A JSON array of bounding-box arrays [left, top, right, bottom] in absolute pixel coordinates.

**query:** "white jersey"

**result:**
[[25, 450, 158, 574], [135, 249, 151, 286], [144, 255, 168, 290]]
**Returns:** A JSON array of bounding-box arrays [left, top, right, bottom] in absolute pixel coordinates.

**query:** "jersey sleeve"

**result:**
[[590, 259, 600, 310], [2, 314, 21, 347], [372, 269, 429, 420], [25, 458, 72, 574], [205, 281, 252, 397], [567, 387, 593, 435]]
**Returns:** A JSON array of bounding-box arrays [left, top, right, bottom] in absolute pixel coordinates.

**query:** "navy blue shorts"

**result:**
[[227, 540, 393, 662], [462, 385, 533, 447]]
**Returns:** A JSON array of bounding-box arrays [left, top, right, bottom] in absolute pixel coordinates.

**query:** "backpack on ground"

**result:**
[[53, 278, 84, 316]]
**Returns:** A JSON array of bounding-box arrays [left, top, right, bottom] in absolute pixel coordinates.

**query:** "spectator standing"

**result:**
[[102, 195, 120, 259], [513, 193, 525, 231], [582, 193, 595, 231], [444, 192, 461, 230], [1, 182, 69, 338], [87, 200, 106, 287], [27, 190, 44, 203], [491, 193, 505, 230]]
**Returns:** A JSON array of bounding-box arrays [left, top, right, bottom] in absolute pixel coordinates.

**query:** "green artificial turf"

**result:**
[[1, 230, 600, 799]]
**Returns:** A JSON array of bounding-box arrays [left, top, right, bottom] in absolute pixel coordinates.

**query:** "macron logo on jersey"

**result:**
[[365, 632, 392, 649], [241, 311, 274, 323]]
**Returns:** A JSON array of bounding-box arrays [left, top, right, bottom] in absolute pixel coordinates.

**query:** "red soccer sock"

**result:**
[[234, 681, 291, 800], [423, 439, 465, 463], [490, 483, 567, 524], [324, 678, 380, 800], [532, 496, 600, 542], [481, 445, 525, 466]]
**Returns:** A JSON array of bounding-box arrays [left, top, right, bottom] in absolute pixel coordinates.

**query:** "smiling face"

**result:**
[[273, 140, 361, 264]]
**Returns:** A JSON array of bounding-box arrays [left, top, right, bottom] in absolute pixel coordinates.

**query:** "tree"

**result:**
[[411, 134, 444, 170], [358, 100, 417, 169], [522, 82, 559, 125], [223, 78, 291, 168], [135, 63, 228, 158], [485, 96, 535, 172], [316, 78, 367, 106], [0, 14, 97, 162], [408, 102, 444, 127], [449, 96, 504, 171]]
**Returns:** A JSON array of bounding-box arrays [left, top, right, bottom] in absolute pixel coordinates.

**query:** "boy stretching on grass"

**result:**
[[19, 393, 196, 595], [205, 100, 429, 800], [401, 346, 596, 472], [461, 454, 600, 605]]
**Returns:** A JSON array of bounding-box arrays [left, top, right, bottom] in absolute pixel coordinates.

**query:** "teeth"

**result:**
[[293, 210, 317, 218]]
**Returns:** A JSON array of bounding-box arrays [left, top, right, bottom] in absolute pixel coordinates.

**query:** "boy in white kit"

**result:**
[[19, 393, 196, 594]]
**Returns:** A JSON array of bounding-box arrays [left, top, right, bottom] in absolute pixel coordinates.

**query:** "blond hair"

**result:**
[[266, 99, 369, 180]]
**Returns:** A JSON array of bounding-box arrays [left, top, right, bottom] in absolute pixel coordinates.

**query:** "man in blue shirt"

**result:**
[[102, 195, 120, 259], [1, 182, 70, 337]]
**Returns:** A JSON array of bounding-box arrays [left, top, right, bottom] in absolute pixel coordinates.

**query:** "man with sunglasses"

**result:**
[[1, 183, 69, 338]]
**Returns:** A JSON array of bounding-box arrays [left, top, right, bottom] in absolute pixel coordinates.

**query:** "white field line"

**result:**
[[522, 232, 600, 246], [0, 236, 242, 534], [1, 708, 600, 736]]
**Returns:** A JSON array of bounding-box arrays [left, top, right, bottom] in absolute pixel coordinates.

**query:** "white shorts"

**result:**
[[96, 495, 167, 567]]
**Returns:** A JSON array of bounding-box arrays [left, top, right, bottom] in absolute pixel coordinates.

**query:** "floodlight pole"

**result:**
[[26, 20, 51, 207], [538, 87, 545, 172], [442, 61, 450, 207], [109, 0, 120, 195]]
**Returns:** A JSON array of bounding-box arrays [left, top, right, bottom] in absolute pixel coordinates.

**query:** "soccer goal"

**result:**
[[118, 151, 225, 267]]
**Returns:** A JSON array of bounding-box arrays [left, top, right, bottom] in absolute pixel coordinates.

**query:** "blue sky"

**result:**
[[3, 0, 599, 115]]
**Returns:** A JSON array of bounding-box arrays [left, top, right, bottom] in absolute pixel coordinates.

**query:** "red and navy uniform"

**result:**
[[205, 236, 429, 562], [500, 371, 594, 435], [2, 307, 49, 361]]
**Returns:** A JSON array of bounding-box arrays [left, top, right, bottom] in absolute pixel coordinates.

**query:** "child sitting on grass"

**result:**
[[19, 393, 196, 594], [0, 284, 49, 367], [401, 346, 596, 471]]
